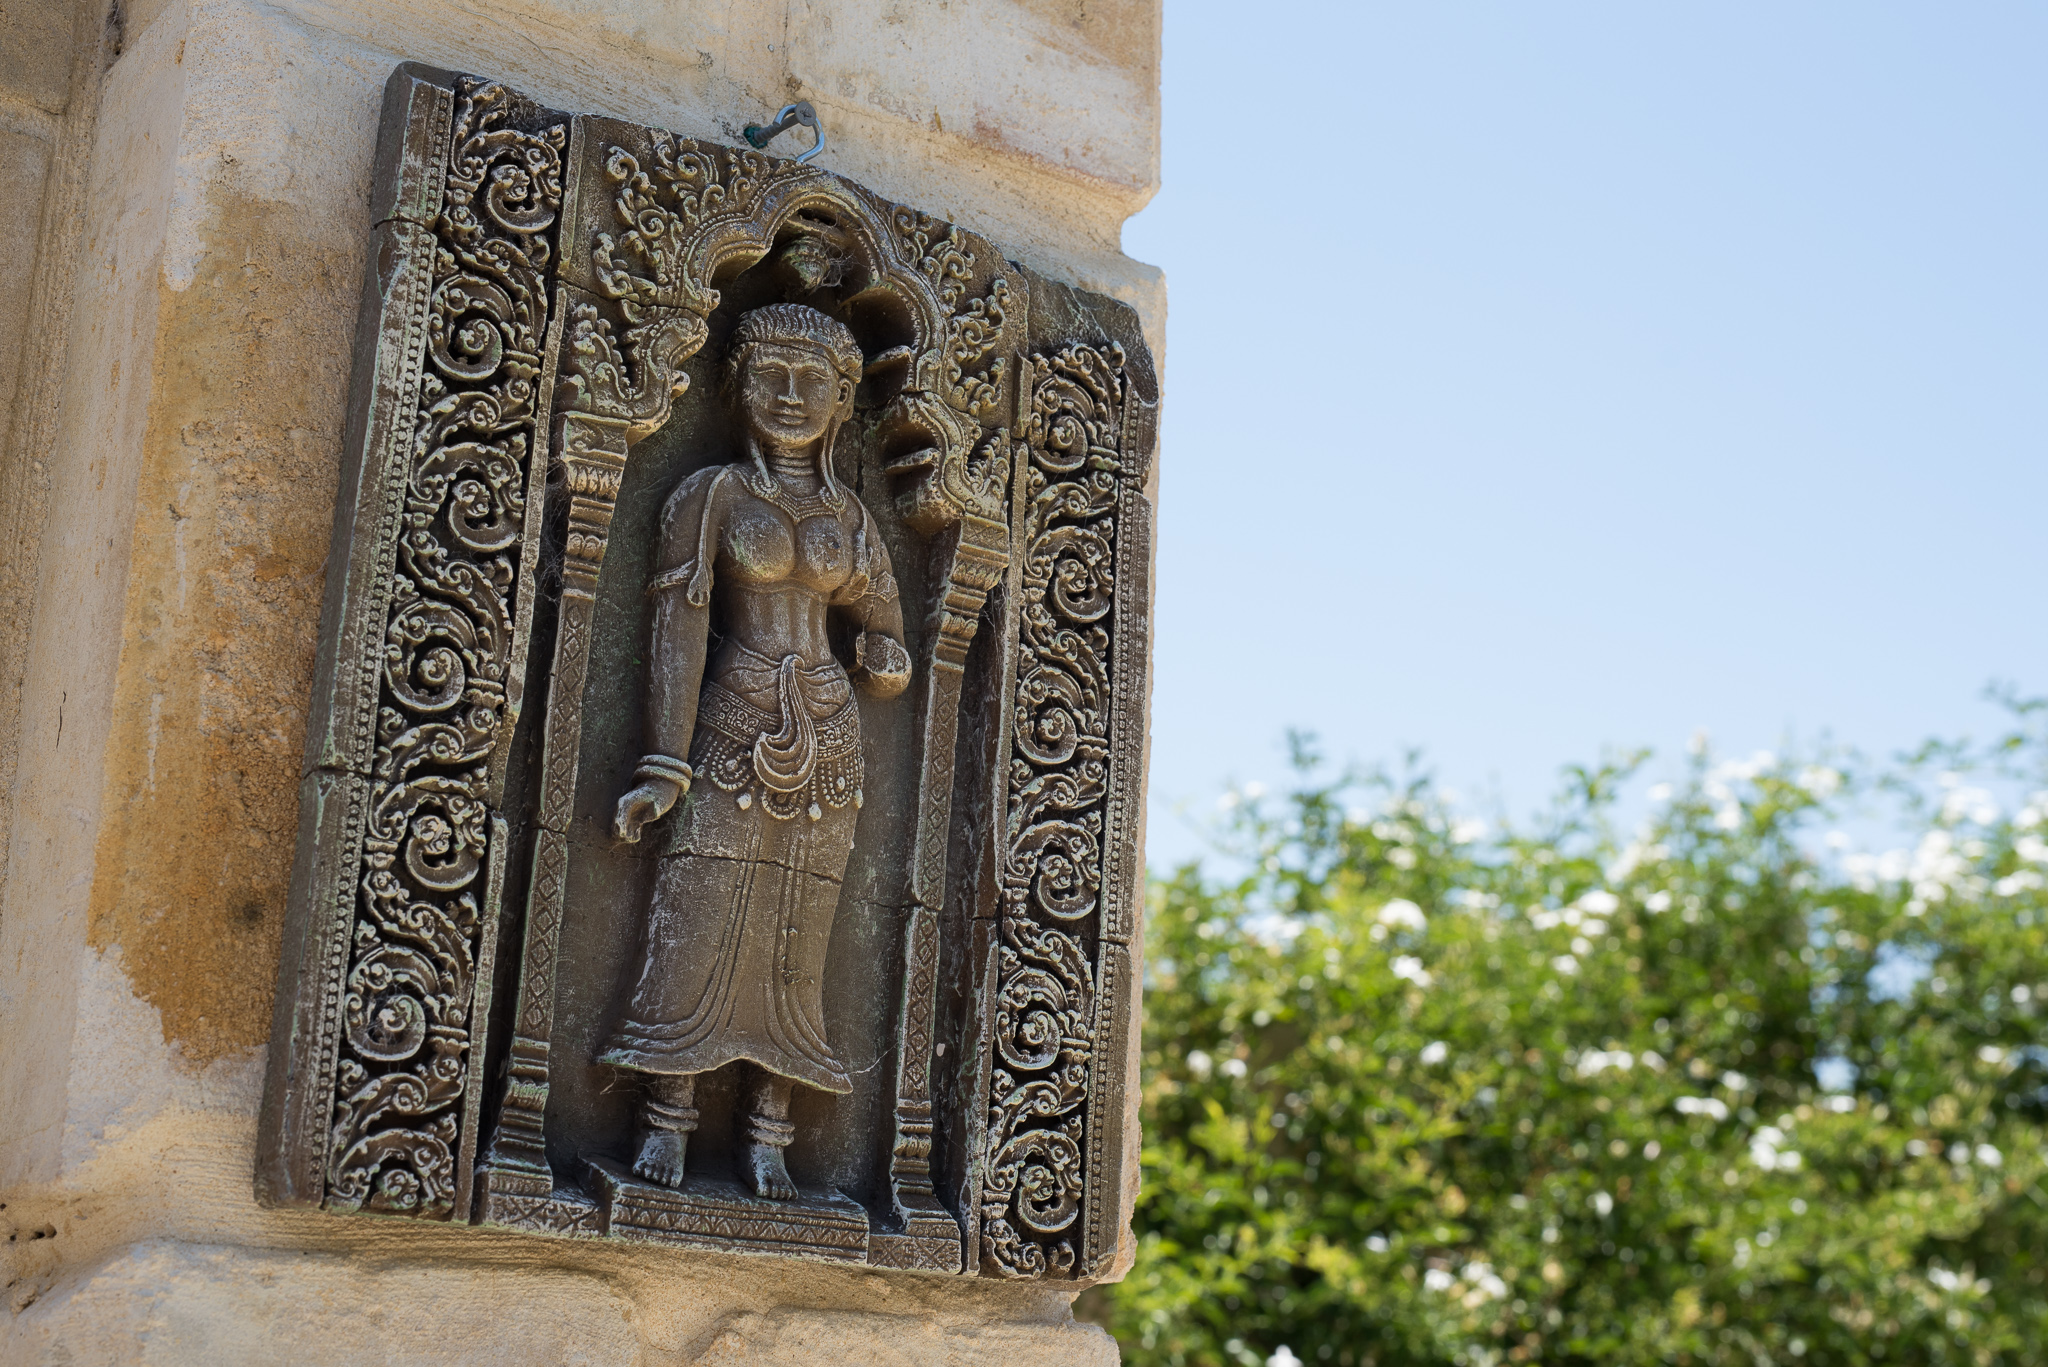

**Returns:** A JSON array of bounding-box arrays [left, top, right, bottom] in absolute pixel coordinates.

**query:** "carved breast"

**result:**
[[721, 497, 853, 595], [793, 514, 851, 592]]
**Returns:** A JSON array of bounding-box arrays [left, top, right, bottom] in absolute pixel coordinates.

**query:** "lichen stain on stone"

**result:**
[[85, 192, 361, 1066]]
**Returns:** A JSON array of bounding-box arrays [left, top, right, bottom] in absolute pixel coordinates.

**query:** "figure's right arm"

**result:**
[[615, 468, 724, 843]]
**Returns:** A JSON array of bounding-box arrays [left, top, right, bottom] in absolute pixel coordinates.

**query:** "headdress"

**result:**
[[727, 303, 863, 385], [727, 303, 862, 505]]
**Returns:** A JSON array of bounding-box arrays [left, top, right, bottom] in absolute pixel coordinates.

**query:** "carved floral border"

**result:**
[[978, 341, 1145, 1278]]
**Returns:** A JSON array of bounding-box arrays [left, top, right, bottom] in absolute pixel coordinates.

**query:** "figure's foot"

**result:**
[[743, 1140, 797, 1200], [632, 1130, 688, 1188]]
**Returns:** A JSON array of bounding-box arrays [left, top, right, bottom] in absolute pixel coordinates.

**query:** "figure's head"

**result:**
[[726, 303, 862, 449]]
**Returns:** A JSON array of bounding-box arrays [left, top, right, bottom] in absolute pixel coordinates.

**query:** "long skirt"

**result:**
[[599, 654, 862, 1094]]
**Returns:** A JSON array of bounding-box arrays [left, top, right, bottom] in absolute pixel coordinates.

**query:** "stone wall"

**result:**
[[0, 2, 1160, 1360]]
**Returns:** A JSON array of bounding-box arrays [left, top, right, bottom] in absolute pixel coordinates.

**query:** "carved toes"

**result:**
[[633, 1132, 688, 1189], [744, 1142, 797, 1201]]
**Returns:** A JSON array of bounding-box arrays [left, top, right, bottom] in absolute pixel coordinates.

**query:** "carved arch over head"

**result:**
[[553, 127, 1012, 468]]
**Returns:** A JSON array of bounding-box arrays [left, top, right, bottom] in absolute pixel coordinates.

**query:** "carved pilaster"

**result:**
[[871, 264, 1020, 1268], [480, 355, 664, 1196]]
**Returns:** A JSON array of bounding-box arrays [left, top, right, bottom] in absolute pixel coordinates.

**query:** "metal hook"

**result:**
[[743, 102, 825, 165]]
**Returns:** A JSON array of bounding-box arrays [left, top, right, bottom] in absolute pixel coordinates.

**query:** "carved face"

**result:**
[[739, 343, 851, 449]]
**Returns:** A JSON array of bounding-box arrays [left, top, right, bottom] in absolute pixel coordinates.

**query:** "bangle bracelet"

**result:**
[[633, 754, 693, 791]]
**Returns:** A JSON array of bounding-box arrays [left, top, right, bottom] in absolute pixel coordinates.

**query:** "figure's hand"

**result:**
[[614, 777, 681, 843], [852, 631, 912, 699]]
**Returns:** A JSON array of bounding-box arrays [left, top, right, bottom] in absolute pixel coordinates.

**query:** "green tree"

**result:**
[[1096, 720, 2048, 1366]]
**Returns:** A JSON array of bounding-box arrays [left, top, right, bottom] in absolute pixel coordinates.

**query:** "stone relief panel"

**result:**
[[259, 62, 1155, 1281]]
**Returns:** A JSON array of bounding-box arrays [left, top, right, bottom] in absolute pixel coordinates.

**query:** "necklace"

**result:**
[[744, 462, 845, 520]]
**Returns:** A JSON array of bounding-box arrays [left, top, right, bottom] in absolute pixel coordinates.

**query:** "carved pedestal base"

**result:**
[[472, 1168, 608, 1238], [868, 1192, 966, 1272], [584, 1159, 869, 1262]]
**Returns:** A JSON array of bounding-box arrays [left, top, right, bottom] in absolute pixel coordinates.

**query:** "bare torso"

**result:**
[[708, 474, 862, 674]]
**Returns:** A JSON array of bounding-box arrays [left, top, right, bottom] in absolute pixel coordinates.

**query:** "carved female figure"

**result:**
[[606, 303, 911, 1198]]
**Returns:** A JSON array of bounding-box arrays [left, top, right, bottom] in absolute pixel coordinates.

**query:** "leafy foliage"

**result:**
[[1094, 720, 2048, 1366]]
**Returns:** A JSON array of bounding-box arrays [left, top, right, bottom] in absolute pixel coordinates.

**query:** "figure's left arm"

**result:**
[[837, 504, 911, 699]]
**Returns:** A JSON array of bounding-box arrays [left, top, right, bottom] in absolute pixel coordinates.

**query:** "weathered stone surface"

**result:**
[[0, 1, 80, 116], [0, 0, 1160, 1356], [0, 0, 108, 1044], [5, 1243, 1120, 1365], [0, 129, 54, 429]]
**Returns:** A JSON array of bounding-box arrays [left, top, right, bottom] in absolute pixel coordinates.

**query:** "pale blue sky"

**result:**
[[1124, 3, 2048, 869]]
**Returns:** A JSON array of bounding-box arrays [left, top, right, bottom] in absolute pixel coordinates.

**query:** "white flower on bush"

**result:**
[[1928, 1266, 1992, 1296], [1377, 898, 1427, 931], [1798, 765, 1843, 799], [1531, 903, 1611, 934], [1187, 1050, 1213, 1078], [1419, 1040, 1449, 1066], [1675, 1096, 1730, 1121], [1391, 955, 1433, 987], [1590, 1191, 1614, 1216], [1459, 1262, 1509, 1306], [1749, 1126, 1802, 1171], [1424, 1268, 1455, 1292], [1220, 1057, 1247, 1079], [1576, 1049, 1633, 1077], [1909, 830, 1969, 903], [1938, 782, 1999, 826]]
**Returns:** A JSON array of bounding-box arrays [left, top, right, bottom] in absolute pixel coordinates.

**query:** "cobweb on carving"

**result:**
[[326, 80, 564, 1219], [982, 343, 1126, 1276]]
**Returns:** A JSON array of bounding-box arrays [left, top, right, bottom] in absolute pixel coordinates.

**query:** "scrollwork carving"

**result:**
[[328, 77, 565, 1220], [891, 207, 975, 311], [940, 277, 1010, 422], [592, 137, 769, 314], [981, 343, 1128, 1277]]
